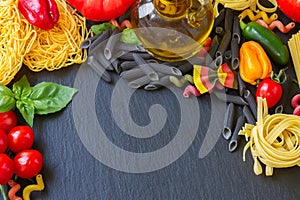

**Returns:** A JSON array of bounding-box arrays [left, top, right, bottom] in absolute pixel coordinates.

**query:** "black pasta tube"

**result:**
[[229, 115, 245, 152], [222, 103, 236, 140]]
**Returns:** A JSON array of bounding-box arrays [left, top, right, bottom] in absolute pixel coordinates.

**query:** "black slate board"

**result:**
[[2, 4, 300, 200]]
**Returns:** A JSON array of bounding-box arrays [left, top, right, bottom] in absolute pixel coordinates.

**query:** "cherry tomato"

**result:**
[[0, 130, 8, 153], [277, 0, 300, 22], [7, 126, 34, 153], [0, 110, 18, 133], [0, 153, 14, 185], [66, 0, 134, 21], [14, 149, 43, 179], [256, 78, 282, 108]]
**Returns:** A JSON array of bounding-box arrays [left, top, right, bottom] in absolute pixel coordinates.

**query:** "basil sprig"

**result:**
[[0, 75, 77, 127]]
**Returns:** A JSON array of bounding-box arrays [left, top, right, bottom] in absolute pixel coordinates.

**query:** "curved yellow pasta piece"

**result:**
[[238, 9, 278, 24], [23, 174, 45, 200], [239, 98, 300, 176]]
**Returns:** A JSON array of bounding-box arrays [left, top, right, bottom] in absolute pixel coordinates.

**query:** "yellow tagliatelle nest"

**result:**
[[214, 0, 278, 17], [239, 98, 300, 176], [0, 0, 88, 85]]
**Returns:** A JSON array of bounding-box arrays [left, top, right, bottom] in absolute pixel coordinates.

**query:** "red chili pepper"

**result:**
[[18, 0, 60, 30]]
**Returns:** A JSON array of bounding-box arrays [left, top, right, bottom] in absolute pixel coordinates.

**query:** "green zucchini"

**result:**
[[240, 20, 289, 66]]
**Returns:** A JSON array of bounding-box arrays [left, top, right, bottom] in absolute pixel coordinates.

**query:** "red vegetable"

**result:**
[[277, 0, 300, 22], [0, 154, 14, 185], [18, 0, 60, 30], [14, 149, 43, 179], [0, 130, 7, 154], [8, 126, 34, 153], [0, 111, 18, 134], [67, 0, 134, 21], [256, 78, 282, 108]]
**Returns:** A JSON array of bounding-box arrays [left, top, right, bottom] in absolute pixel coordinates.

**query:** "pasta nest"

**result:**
[[0, 0, 88, 85], [240, 98, 300, 176]]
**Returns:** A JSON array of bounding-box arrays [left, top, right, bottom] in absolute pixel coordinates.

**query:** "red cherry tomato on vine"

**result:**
[[14, 149, 43, 179], [66, 0, 135, 21], [277, 0, 300, 22], [0, 110, 18, 133], [0, 130, 8, 153], [8, 126, 34, 153], [256, 78, 282, 108], [0, 153, 14, 185]]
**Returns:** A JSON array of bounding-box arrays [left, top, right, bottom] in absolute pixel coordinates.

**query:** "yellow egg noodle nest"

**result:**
[[0, 0, 88, 85]]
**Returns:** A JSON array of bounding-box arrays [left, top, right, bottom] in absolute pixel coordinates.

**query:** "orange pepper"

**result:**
[[239, 41, 272, 85]]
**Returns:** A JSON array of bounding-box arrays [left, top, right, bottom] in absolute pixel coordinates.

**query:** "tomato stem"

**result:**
[[0, 185, 8, 200], [271, 67, 288, 84]]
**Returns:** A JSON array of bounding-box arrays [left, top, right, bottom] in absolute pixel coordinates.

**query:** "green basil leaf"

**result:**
[[91, 23, 115, 35], [120, 28, 142, 45], [16, 100, 34, 127], [12, 75, 32, 100], [29, 82, 77, 115], [0, 84, 15, 112]]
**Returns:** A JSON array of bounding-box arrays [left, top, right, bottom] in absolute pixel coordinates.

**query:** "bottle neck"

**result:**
[[154, 0, 191, 19]]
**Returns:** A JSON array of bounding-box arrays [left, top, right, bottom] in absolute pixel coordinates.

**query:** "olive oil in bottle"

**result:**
[[131, 0, 214, 62]]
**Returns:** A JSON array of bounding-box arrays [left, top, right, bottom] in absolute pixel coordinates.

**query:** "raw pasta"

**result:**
[[0, 0, 36, 85], [214, 0, 277, 15], [288, 31, 300, 88], [239, 97, 300, 176], [23, 0, 88, 71]]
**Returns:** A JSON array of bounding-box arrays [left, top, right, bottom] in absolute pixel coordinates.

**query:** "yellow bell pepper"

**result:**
[[239, 41, 272, 85]]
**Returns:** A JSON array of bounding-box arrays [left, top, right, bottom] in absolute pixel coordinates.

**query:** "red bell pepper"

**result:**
[[66, 0, 134, 21], [18, 0, 60, 30]]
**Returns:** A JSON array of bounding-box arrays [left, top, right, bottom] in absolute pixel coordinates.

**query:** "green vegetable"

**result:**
[[120, 28, 142, 45], [0, 75, 77, 127], [91, 22, 142, 45], [240, 20, 289, 66], [91, 23, 115, 35]]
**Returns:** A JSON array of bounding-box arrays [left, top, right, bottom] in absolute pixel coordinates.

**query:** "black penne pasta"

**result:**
[[224, 50, 232, 62], [177, 62, 193, 74], [222, 103, 235, 140], [215, 30, 231, 59], [214, 91, 248, 105], [144, 75, 171, 91], [214, 55, 223, 68], [119, 52, 152, 60], [128, 75, 151, 89], [215, 26, 224, 37], [205, 35, 220, 66], [224, 8, 234, 32], [120, 67, 144, 80], [243, 89, 257, 120], [133, 53, 159, 81], [232, 15, 241, 44], [213, 8, 225, 29], [149, 62, 182, 76], [115, 42, 146, 53], [243, 105, 256, 125], [88, 29, 112, 54], [93, 47, 114, 71], [120, 61, 137, 70], [80, 34, 100, 49], [228, 115, 245, 152], [237, 72, 246, 97], [111, 59, 122, 74], [230, 38, 240, 70], [87, 56, 112, 83], [104, 28, 121, 60]]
